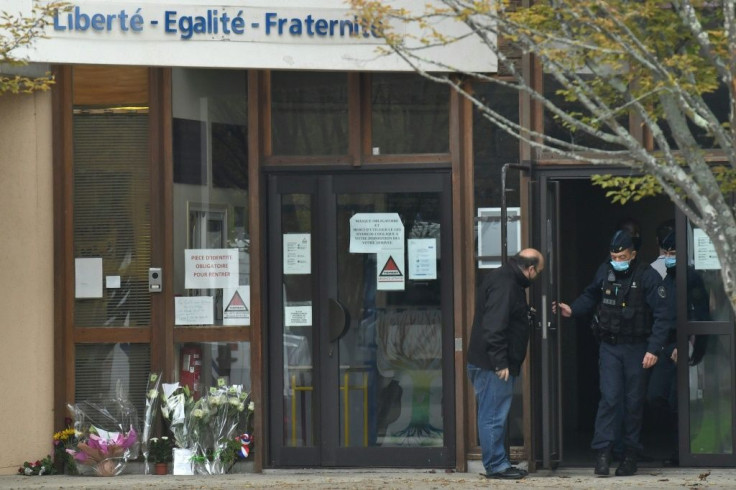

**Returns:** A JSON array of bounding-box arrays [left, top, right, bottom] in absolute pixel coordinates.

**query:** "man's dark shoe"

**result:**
[[485, 466, 528, 480], [615, 450, 638, 476], [594, 447, 612, 476]]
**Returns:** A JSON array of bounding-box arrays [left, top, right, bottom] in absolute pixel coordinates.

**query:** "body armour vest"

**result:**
[[596, 262, 652, 342]]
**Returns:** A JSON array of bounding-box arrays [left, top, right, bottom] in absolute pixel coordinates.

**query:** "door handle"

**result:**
[[328, 298, 350, 343]]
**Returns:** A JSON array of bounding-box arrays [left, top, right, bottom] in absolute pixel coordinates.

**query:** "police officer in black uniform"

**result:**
[[555, 230, 672, 477]]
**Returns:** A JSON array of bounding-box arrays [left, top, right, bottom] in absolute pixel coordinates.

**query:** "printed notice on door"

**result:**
[[377, 251, 405, 291], [349, 213, 404, 253], [408, 238, 437, 280], [184, 249, 239, 289], [283, 233, 311, 275], [285, 302, 312, 327], [693, 228, 720, 270], [223, 286, 250, 326]]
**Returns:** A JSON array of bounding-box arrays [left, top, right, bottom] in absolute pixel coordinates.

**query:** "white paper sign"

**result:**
[[285, 303, 313, 327], [693, 228, 721, 270], [184, 249, 239, 289], [377, 251, 405, 291], [105, 275, 121, 289], [349, 213, 404, 253], [408, 238, 437, 280], [283, 234, 311, 275], [75, 257, 103, 298], [223, 286, 251, 326], [175, 296, 214, 325], [477, 207, 521, 269]]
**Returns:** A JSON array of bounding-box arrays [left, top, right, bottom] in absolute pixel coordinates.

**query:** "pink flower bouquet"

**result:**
[[67, 426, 138, 477]]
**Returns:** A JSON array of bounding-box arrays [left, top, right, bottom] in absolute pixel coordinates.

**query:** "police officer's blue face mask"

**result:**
[[610, 260, 630, 272], [664, 257, 676, 269]]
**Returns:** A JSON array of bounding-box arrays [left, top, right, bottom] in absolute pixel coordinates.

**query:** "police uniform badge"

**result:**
[[657, 285, 667, 299]]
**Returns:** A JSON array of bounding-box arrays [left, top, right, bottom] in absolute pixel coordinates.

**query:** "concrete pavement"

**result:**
[[1, 463, 734, 489]]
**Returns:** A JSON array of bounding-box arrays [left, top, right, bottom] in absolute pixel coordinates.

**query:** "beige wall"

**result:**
[[0, 90, 54, 474]]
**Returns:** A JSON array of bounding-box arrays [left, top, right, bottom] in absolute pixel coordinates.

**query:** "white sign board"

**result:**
[[10, 0, 497, 72], [223, 285, 250, 326], [408, 238, 437, 280], [350, 213, 404, 253], [283, 233, 311, 275], [285, 303, 312, 327], [693, 228, 721, 270], [75, 257, 103, 298], [377, 250, 405, 290], [477, 207, 521, 269], [184, 248, 239, 289], [175, 296, 214, 325]]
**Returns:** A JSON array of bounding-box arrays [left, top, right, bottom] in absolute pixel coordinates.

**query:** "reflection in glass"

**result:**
[[371, 73, 449, 154], [336, 192, 444, 447], [271, 71, 348, 155], [172, 68, 249, 326], [281, 194, 315, 447], [689, 335, 732, 454], [175, 342, 251, 400]]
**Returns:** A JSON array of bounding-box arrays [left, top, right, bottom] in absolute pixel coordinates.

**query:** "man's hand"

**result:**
[[671, 348, 678, 364], [552, 301, 572, 318], [496, 368, 509, 382], [643, 353, 658, 369]]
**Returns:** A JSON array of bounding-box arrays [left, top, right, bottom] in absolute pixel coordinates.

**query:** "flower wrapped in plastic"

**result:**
[[141, 372, 163, 475], [66, 395, 140, 477], [189, 381, 251, 474], [160, 382, 195, 449]]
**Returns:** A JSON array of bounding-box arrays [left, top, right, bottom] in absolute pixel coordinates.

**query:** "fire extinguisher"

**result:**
[[180, 344, 203, 400]]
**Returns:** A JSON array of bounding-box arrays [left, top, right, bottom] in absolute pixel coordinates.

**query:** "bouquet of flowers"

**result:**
[[66, 393, 140, 477], [188, 381, 253, 474], [141, 372, 163, 475], [66, 426, 138, 476], [18, 456, 56, 476], [160, 382, 195, 449], [53, 425, 78, 474]]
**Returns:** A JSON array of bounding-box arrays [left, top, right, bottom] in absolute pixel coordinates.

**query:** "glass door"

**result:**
[[267, 171, 455, 467], [537, 177, 563, 469], [678, 211, 736, 466]]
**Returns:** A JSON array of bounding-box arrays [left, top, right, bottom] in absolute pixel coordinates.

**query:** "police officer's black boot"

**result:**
[[594, 447, 612, 476], [615, 448, 638, 476]]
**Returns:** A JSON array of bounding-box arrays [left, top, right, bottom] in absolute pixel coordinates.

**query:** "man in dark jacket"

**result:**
[[555, 230, 672, 477], [467, 248, 544, 480]]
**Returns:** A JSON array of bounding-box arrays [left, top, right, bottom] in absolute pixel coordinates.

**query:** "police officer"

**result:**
[[554, 230, 672, 477]]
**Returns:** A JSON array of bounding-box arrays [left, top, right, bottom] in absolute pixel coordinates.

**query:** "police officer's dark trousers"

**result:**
[[591, 341, 648, 451]]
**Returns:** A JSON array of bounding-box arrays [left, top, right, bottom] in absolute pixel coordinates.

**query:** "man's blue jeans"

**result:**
[[467, 363, 515, 474]]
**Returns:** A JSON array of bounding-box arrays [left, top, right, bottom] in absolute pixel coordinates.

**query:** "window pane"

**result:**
[[75, 343, 151, 420], [172, 69, 250, 327], [687, 222, 731, 321], [371, 73, 449, 154], [689, 334, 733, 454], [473, 83, 520, 209], [175, 342, 251, 400], [73, 110, 151, 327], [336, 192, 444, 447], [271, 71, 348, 155], [281, 194, 314, 447]]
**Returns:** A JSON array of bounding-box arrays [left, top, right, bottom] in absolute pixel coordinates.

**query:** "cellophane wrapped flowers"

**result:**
[[66, 395, 140, 477]]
